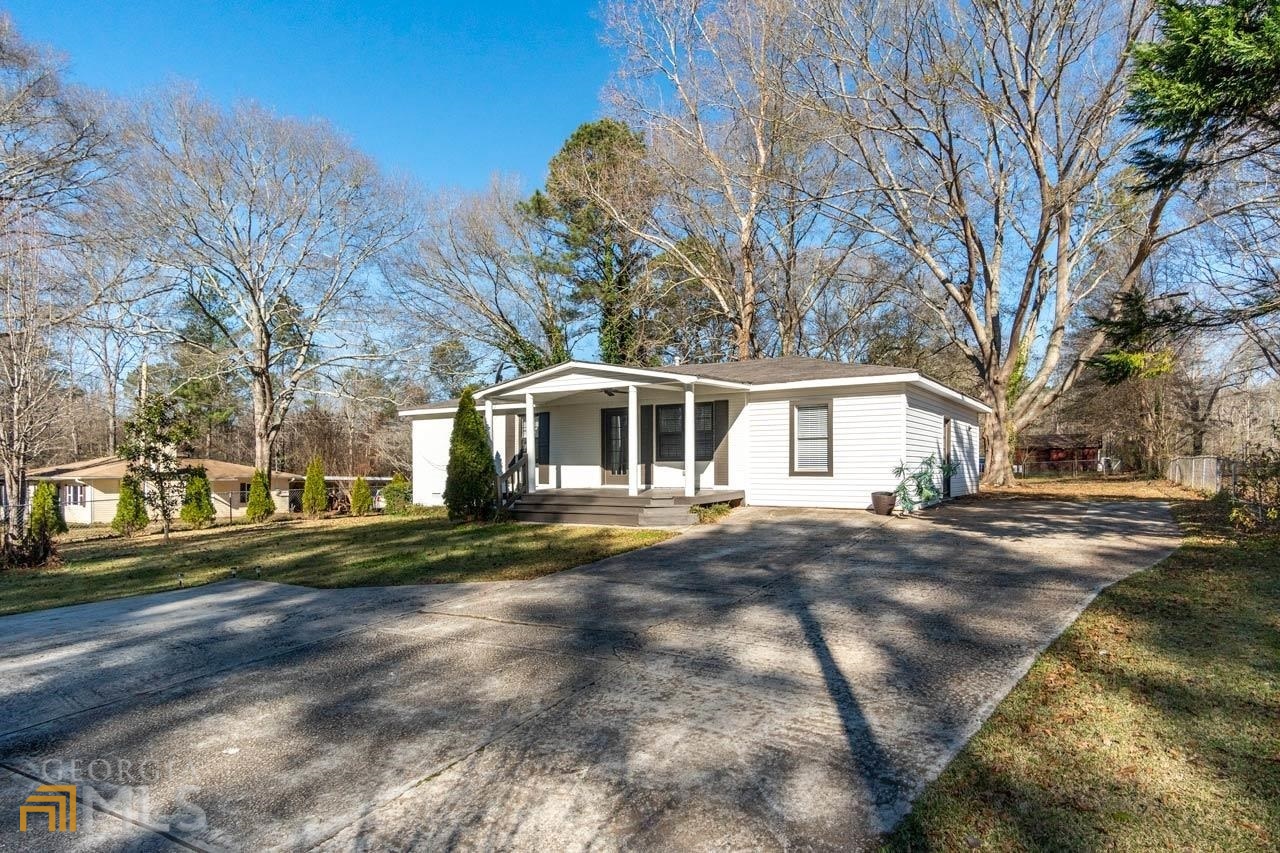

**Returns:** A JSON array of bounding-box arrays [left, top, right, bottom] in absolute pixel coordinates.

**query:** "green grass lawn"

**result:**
[[885, 492, 1280, 851], [0, 510, 672, 617]]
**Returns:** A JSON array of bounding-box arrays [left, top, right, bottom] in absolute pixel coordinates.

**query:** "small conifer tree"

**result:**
[[349, 475, 373, 516], [180, 467, 216, 528], [302, 456, 327, 517], [112, 476, 150, 537], [382, 472, 412, 515], [29, 481, 68, 540], [245, 470, 275, 522], [442, 388, 496, 521]]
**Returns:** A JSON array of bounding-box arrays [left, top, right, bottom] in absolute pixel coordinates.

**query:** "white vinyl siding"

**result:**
[[745, 387, 906, 508], [905, 389, 981, 498], [793, 403, 831, 473], [411, 416, 455, 505]]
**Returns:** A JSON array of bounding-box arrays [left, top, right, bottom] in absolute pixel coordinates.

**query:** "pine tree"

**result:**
[[442, 387, 496, 521], [112, 476, 150, 537], [180, 467, 217, 528], [301, 456, 327, 517], [349, 475, 373, 516], [382, 472, 412, 516], [245, 470, 275, 523], [28, 482, 67, 540]]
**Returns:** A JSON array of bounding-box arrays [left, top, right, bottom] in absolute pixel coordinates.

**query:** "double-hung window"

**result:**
[[791, 401, 832, 475], [655, 402, 716, 462], [62, 484, 87, 506]]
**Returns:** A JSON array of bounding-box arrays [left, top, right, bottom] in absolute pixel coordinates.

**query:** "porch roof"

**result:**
[[398, 357, 991, 417]]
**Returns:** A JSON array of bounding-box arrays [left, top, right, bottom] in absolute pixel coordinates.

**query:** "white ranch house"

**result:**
[[401, 357, 990, 525]]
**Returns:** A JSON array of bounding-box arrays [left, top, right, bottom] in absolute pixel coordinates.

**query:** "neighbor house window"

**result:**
[[655, 403, 716, 462], [239, 482, 252, 504], [62, 484, 87, 506], [791, 401, 832, 475]]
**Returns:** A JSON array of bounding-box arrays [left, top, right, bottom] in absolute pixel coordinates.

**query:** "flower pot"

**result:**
[[871, 491, 896, 516]]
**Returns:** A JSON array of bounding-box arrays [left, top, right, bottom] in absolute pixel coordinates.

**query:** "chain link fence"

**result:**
[[1165, 456, 1227, 493]]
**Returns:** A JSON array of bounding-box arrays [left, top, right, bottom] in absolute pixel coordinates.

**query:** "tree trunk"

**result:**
[[106, 382, 117, 454], [737, 244, 758, 360], [250, 377, 275, 477]]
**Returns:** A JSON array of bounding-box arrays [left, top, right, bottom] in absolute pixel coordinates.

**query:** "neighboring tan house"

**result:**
[[400, 357, 990, 524], [28, 458, 297, 525]]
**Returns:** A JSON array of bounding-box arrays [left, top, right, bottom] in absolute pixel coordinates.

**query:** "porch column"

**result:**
[[524, 393, 537, 492], [483, 398, 495, 468], [683, 382, 696, 497], [627, 384, 639, 496]]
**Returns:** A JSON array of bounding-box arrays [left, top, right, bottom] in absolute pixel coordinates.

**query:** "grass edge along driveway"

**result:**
[[0, 511, 673, 617], [883, 492, 1279, 851]]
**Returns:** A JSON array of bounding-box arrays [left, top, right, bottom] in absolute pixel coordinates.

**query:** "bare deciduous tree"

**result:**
[[0, 16, 112, 547], [801, 0, 1263, 483], [393, 180, 583, 378], [127, 89, 417, 476]]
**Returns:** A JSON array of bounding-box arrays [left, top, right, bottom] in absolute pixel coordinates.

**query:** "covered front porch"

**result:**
[[475, 361, 749, 501]]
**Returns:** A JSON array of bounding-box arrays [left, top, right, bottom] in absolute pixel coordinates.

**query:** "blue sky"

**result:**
[[8, 0, 614, 190]]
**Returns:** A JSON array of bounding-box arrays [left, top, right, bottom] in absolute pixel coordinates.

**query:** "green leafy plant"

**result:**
[[117, 394, 196, 541], [245, 470, 275, 523], [382, 472, 412, 516], [349, 475, 373, 516], [892, 454, 958, 513], [301, 456, 327, 517], [442, 388, 496, 522], [112, 476, 150, 537]]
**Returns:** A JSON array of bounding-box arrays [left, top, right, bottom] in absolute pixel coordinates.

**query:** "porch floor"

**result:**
[[527, 487, 745, 506]]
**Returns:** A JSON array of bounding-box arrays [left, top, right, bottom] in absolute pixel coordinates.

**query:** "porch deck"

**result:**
[[510, 488, 745, 527]]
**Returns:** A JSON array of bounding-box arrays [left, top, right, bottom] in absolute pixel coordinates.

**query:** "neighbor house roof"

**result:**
[[30, 457, 302, 481], [400, 357, 990, 416]]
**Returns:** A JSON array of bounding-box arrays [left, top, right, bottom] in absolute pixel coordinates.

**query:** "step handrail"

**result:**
[[496, 449, 527, 517]]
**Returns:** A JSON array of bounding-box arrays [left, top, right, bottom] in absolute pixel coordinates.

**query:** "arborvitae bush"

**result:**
[[382, 472, 412, 516], [29, 481, 68, 540], [112, 476, 150, 537], [180, 467, 216, 528], [349, 475, 373, 516], [442, 387, 496, 521], [302, 456, 327, 517], [245, 470, 275, 523]]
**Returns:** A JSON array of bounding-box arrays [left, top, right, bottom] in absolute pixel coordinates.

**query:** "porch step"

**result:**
[[509, 507, 693, 527], [509, 492, 697, 527]]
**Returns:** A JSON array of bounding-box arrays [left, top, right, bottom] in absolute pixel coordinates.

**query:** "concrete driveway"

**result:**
[[0, 500, 1179, 851]]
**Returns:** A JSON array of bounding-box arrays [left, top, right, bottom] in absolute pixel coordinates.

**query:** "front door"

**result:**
[[600, 407, 628, 486]]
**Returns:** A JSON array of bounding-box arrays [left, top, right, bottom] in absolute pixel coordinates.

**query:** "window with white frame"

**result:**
[[62, 484, 87, 507], [791, 401, 832, 475]]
